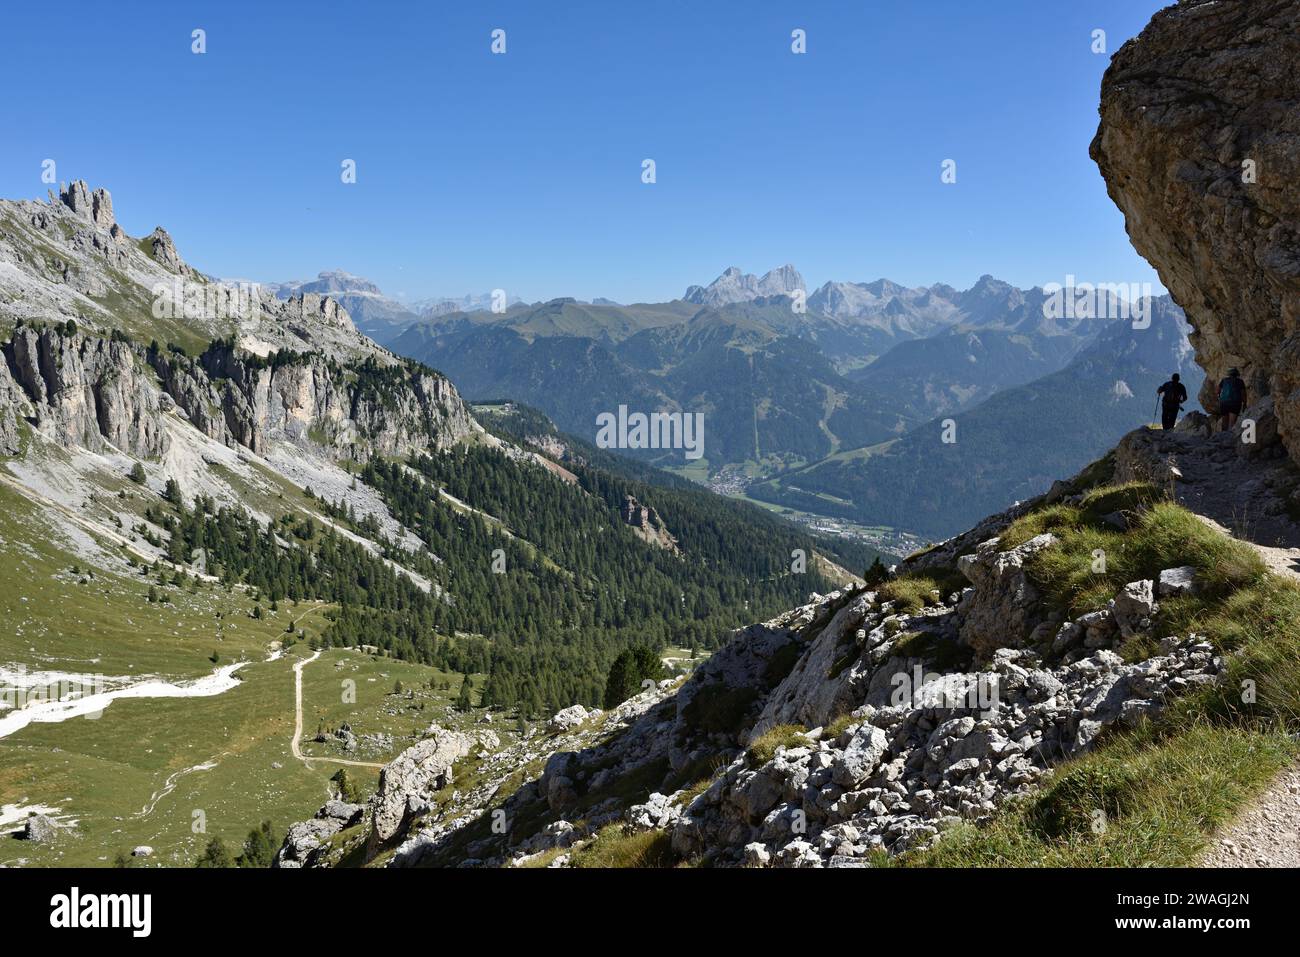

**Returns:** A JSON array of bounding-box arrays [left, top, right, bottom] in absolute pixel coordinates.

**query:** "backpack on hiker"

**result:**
[[1219, 376, 1243, 407]]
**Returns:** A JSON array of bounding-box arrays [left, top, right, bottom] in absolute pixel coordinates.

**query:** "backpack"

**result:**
[[1219, 376, 1243, 406]]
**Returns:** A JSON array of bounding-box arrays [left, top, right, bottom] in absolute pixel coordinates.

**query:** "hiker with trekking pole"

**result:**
[[1155, 372, 1187, 430]]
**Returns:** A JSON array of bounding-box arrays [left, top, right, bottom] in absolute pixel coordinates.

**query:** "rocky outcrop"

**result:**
[[748, 592, 877, 738], [1092, 0, 1300, 458], [274, 801, 365, 869], [956, 533, 1058, 656], [547, 705, 597, 733], [145, 226, 191, 275], [274, 293, 355, 335], [279, 532, 1224, 869], [369, 727, 472, 847], [57, 180, 117, 232], [619, 494, 678, 551], [0, 320, 475, 466], [189, 340, 472, 459], [671, 634, 1219, 863], [2, 325, 168, 458]]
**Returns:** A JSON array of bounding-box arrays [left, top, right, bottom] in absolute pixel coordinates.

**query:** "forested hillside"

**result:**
[[750, 299, 1200, 537]]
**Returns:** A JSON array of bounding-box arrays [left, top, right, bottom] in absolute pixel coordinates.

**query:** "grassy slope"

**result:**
[[900, 481, 1300, 867], [0, 465, 489, 867]]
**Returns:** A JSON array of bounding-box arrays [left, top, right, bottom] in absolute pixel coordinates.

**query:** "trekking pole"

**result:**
[[1152, 395, 1160, 426]]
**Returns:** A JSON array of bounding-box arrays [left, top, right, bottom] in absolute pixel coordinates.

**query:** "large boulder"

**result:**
[[956, 534, 1058, 656], [548, 705, 593, 733], [275, 819, 343, 869], [1111, 580, 1159, 640], [749, 593, 874, 738], [368, 727, 471, 846], [21, 814, 57, 843], [1092, 0, 1300, 459], [830, 725, 889, 788], [1158, 566, 1199, 597]]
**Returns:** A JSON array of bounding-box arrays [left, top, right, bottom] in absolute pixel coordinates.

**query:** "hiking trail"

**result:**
[[1122, 418, 1300, 866]]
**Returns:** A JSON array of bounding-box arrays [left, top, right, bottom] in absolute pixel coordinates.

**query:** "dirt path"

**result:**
[[1190, 512, 1300, 583], [1201, 765, 1300, 868], [1128, 421, 1300, 866], [290, 651, 384, 770], [1122, 418, 1300, 548]]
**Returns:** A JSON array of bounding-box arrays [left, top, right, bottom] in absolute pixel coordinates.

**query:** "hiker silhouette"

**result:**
[[1156, 373, 1187, 431], [1217, 367, 1247, 431]]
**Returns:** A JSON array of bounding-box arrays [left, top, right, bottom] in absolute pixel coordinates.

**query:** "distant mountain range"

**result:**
[[248, 263, 1194, 539], [750, 297, 1200, 537], [261, 271, 522, 342]]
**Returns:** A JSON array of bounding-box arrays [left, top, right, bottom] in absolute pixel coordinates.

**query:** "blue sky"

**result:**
[[0, 0, 1168, 304]]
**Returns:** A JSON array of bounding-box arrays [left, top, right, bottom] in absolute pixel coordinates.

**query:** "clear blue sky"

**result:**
[[0, 0, 1168, 304]]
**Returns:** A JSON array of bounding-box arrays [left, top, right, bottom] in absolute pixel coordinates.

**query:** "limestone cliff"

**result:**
[[1092, 0, 1300, 456], [0, 181, 476, 464], [0, 325, 474, 465], [2, 325, 167, 458]]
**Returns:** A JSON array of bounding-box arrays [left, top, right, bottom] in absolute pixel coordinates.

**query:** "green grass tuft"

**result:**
[[747, 724, 810, 765], [876, 567, 967, 614], [1009, 490, 1267, 618], [571, 826, 678, 868], [823, 713, 858, 740]]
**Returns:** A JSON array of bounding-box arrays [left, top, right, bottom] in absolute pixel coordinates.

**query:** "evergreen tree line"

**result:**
[[160, 439, 856, 715]]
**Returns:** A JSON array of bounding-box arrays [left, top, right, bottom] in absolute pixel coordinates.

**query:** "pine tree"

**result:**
[[195, 837, 232, 868], [456, 673, 474, 711], [863, 556, 891, 587], [236, 821, 277, 868]]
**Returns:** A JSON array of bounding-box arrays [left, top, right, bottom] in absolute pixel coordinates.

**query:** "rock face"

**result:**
[[0, 323, 474, 464], [57, 181, 117, 232], [1092, 0, 1300, 458], [2, 325, 168, 458], [0, 355, 31, 455], [185, 339, 471, 459], [274, 801, 364, 869], [956, 534, 1058, 656], [145, 226, 191, 275], [619, 494, 678, 551], [369, 728, 472, 847]]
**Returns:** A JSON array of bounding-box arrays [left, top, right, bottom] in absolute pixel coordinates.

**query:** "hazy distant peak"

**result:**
[[684, 264, 806, 306], [265, 270, 385, 299]]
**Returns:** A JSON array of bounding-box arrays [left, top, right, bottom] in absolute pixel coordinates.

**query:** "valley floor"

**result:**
[[0, 640, 493, 867]]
